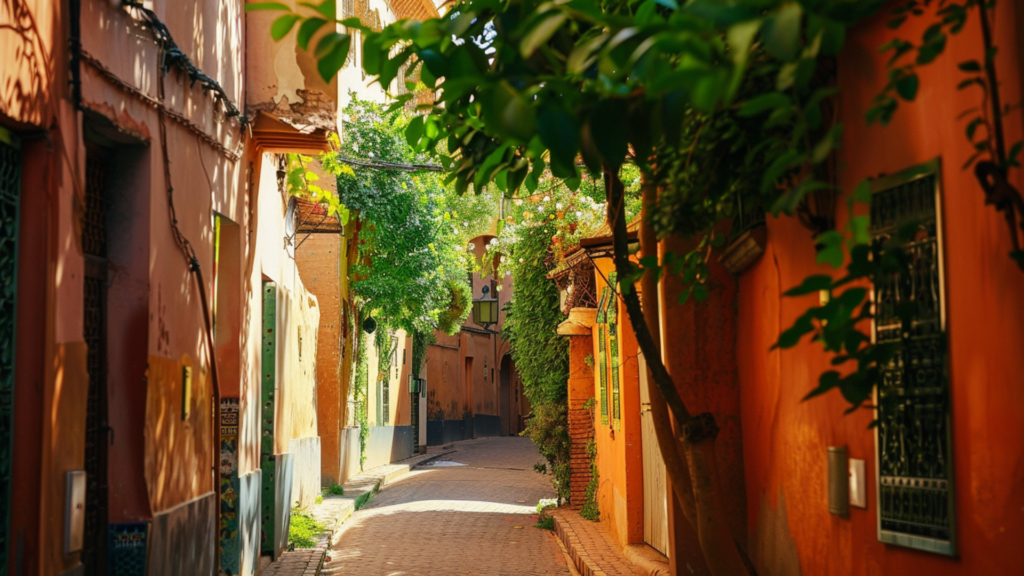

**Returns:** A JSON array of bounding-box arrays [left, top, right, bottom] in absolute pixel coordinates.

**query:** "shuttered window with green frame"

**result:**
[[607, 273, 620, 428], [596, 287, 609, 426]]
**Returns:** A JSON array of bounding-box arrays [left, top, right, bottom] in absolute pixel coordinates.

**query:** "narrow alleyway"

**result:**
[[321, 437, 572, 575]]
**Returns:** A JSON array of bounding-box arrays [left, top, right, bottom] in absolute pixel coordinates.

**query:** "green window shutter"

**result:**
[[596, 288, 609, 426], [260, 282, 277, 554]]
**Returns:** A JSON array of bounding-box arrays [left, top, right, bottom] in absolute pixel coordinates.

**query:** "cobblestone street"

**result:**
[[321, 437, 572, 576]]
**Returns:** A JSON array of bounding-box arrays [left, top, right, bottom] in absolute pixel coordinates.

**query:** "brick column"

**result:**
[[558, 308, 597, 509]]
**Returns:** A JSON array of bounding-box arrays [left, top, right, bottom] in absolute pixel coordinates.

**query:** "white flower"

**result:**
[[536, 205, 544, 212], [575, 211, 583, 218], [556, 203, 563, 210], [542, 195, 550, 203], [500, 256, 506, 263]]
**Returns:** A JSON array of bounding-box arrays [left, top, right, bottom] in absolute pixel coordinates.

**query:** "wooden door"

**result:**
[[638, 352, 669, 556]]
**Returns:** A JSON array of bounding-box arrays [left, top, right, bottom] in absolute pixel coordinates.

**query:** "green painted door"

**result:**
[[260, 282, 277, 554]]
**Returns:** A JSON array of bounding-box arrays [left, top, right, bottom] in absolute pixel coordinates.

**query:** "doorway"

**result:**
[[638, 352, 669, 556], [499, 355, 511, 436], [82, 143, 111, 575]]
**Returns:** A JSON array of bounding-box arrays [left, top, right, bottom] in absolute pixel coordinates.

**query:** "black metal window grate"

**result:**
[[871, 162, 955, 555], [0, 138, 21, 574], [82, 146, 110, 575]]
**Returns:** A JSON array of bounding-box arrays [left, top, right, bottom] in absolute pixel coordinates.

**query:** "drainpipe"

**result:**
[[68, 0, 82, 107]]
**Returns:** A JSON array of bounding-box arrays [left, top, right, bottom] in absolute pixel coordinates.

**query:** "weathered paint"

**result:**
[[144, 354, 214, 512], [147, 491, 217, 576]]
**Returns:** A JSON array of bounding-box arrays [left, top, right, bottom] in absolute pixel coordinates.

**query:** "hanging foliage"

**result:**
[[321, 96, 498, 335]]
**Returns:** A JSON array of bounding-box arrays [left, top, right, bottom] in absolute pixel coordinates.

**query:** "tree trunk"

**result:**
[[604, 166, 752, 576]]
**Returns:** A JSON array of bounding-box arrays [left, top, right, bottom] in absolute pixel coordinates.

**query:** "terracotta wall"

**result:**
[[366, 328, 411, 427], [0, 0, 61, 127], [738, 3, 1024, 575], [296, 233, 345, 481], [426, 332, 463, 421], [590, 256, 645, 549]]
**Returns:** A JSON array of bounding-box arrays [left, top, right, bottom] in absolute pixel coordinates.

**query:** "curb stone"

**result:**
[[552, 508, 669, 576], [258, 449, 455, 576]]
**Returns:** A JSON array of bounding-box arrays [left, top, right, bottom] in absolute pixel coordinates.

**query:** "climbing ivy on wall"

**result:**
[[353, 333, 369, 469], [322, 96, 498, 336]]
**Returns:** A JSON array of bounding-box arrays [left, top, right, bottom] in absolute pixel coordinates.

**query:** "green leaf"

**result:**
[[406, 116, 424, 147], [815, 230, 845, 268], [851, 179, 872, 204], [895, 73, 919, 100], [693, 283, 709, 302], [784, 274, 833, 296], [316, 33, 351, 82], [775, 314, 814, 349], [1008, 141, 1023, 168], [245, 2, 290, 11], [848, 215, 870, 246], [589, 100, 628, 168], [803, 370, 841, 401], [520, 12, 568, 58], [763, 3, 803, 62], [966, 117, 983, 140], [916, 31, 947, 65], [298, 0, 335, 19], [538, 104, 580, 177], [761, 149, 801, 193], [271, 14, 302, 40], [738, 93, 791, 117], [958, 60, 982, 72], [297, 17, 328, 51]]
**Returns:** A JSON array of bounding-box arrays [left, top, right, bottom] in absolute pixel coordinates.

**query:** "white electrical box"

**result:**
[[66, 470, 86, 554], [849, 458, 867, 508]]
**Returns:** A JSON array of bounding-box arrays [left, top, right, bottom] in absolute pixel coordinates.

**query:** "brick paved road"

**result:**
[[322, 437, 572, 576]]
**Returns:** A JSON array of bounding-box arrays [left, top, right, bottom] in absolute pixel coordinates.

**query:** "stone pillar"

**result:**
[[558, 308, 597, 509]]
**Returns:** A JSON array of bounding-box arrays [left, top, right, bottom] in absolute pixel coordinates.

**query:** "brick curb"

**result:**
[[552, 509, 669, 576], [259, 449, 455, 576]]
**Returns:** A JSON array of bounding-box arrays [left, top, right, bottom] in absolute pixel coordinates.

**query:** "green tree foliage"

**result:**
[[521, 402, 571, 502], [321, 97, 497, 335]]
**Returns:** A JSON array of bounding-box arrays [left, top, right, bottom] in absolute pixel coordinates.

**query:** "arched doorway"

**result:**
[[499, 355, 511, 436]]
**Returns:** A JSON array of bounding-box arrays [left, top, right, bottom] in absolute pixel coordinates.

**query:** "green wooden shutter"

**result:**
[[260, 282, 277, 554]]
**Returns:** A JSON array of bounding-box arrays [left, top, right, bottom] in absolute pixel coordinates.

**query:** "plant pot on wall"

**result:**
[[718, 223, 767, 275]]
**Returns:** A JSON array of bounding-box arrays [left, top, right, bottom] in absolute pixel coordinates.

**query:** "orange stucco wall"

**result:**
[[590, 256, 645, 549], [738, 3, 1024, 575]]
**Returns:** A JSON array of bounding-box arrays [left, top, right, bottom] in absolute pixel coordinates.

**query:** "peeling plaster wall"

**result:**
[[251, 151, 320, 464]]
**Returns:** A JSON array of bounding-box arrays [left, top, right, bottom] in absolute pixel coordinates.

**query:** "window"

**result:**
[[871, 159, 954, 556], [596, 288, 609, 426]]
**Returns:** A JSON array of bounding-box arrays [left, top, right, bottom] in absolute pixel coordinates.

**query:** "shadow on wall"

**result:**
[[148, 491, 216, 576], [364, 425, 414, 470]]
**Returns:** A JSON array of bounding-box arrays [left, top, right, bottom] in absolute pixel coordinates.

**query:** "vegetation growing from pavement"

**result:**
[[354, 333, 370, 469], [288, 509, 327, 549], [521, 402, 571, 503], [579, 439, 600, 522], [325, 484, 345, 496]]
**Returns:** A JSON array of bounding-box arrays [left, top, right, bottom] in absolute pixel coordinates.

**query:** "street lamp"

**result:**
[[472, 285, 500, 327]]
